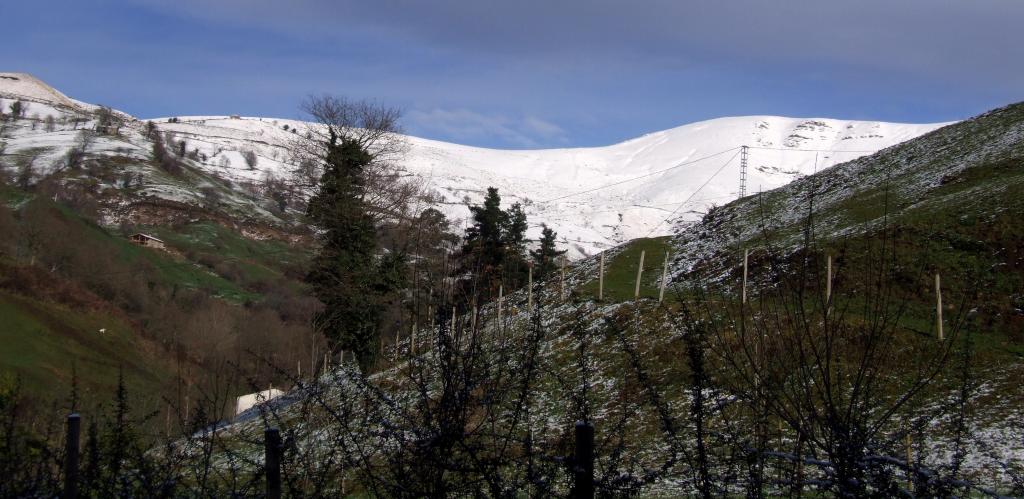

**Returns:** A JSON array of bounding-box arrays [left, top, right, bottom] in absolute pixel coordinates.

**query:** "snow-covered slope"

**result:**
[[0, 73, 950, 256], [151, 115, 948, 256]]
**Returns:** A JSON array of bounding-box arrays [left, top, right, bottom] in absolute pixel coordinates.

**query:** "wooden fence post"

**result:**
[[265, 427, 282, 499], [905, 433, 914, 492], [63, 413, 81, 499], [528, 264, 533, 312], [935, 273, 943, 340], [826, 254, 832, 302], [742, 248, 749, 304], [658, 252, 670, 303], [572, 421, 595, 499], [598, 252, 605, 301], [560, 256, 567, 301], [497, 285, 503, 332], [634, 250, 645, 300]]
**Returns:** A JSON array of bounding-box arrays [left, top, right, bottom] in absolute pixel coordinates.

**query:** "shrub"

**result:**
[[241, 149, 258, 169]]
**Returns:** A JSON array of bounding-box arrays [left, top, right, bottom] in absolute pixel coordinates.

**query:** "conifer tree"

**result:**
[[504, 202, 528, 256], [530, 224, 565, 279], [463, 187, 507, 272], [461, 188, 531, 298], [306, 128, 405, 371]]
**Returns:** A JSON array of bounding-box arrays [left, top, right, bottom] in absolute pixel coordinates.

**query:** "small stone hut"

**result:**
[[129, 233, 166, 250]]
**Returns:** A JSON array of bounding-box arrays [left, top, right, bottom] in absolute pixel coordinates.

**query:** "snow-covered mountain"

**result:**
[[0, 72, 950, 256]]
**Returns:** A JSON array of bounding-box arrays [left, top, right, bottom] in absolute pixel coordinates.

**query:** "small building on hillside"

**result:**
[[235, 388, 285, 417], [129, 233, 166, 251]]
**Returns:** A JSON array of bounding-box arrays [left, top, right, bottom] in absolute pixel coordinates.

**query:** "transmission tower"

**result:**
[[738, 145, 749, 198]]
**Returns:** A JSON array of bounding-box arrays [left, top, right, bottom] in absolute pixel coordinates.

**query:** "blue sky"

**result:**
[[4, 0, 1021, 149]]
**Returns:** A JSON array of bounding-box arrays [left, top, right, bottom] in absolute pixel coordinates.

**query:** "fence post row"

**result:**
[[265, 427, 282, 499], [572, 421, 595, 499], [63, 413, 81, 499]]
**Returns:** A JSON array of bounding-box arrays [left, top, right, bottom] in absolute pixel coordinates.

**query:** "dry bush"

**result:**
[[241, 149, 258, 169]]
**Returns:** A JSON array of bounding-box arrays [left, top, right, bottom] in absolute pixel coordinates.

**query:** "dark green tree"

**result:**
[[504, 202, 528, 256], [460, 188, 530, 300], [463, 187, 508, 273], [306, 128, 405, 371], [530, 224, 565, 279]]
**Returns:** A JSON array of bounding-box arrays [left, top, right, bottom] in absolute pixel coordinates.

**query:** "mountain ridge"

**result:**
[[0, 72, 949, 256]]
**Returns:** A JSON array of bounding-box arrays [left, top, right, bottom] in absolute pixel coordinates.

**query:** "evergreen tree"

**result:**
[[530, 224, 565, 279], [460, 188, 531, 299], [463, 187, 507, 272], [504, 202, 528, 256], [306, 129, 405, 372]]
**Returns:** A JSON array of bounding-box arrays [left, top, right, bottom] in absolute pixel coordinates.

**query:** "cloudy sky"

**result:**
[[5, 1, 1021, 148]]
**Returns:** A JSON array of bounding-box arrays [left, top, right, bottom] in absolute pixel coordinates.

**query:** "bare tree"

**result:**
[[241, 149, 258, 169], [8, 100, 27, 120], [94, 106, 122, 135], [298, 95, 405, 160], [290, 95, 419, 226]]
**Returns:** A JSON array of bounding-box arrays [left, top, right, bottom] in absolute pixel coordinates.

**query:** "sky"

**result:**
[[4, 0, 1022, 149]]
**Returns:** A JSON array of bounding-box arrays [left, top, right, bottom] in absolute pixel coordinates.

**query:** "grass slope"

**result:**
[[0, 291, 169, 400]]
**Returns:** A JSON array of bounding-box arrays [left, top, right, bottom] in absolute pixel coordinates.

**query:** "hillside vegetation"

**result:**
[[170, 100, 1024, 496], [671, 101, 1024, 345], [0, 74, 1021, 496], [0, 112, 318, 417]]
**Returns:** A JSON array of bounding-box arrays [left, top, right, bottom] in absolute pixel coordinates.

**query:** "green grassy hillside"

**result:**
[[0, 181, 315, 414], [0, 291, 167, 399]]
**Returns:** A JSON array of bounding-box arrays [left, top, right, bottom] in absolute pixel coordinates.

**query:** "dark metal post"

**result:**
[[63, 413, 81, 499], [265, 427, 282, 499], [573, 420, 594, 499]]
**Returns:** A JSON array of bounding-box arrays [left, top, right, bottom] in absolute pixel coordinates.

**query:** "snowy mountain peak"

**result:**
[[0, 74, 951, 257], [0, 72, 89, 110]]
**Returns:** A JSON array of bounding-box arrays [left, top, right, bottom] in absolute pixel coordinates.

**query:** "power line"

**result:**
[[530, 194, 736, 218], [747, 145, 877, 153], [643, 149, 741, 237], [539, 147, 741, 204]]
